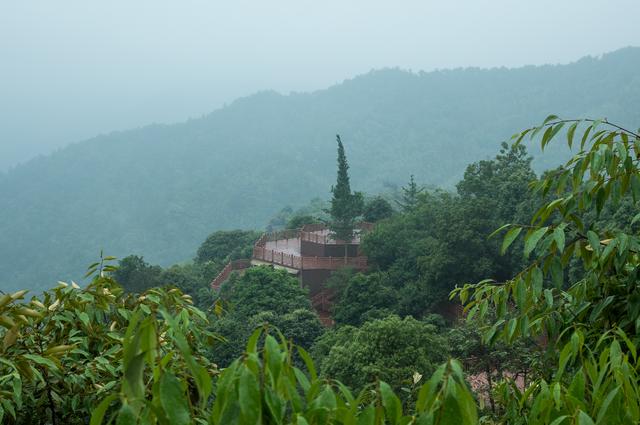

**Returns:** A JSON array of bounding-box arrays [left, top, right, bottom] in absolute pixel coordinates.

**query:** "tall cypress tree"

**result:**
[[396, 174, 424, 212], [328, 135, 363, 258]]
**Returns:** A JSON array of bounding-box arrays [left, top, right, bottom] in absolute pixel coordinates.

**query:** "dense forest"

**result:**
[[2, 48, 640, 293], [1, 116, 639, 423]]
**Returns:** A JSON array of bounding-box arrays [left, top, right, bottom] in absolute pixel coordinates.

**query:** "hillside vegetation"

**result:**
[[1, 116, 640, 423], [1, 48, 640, 292]]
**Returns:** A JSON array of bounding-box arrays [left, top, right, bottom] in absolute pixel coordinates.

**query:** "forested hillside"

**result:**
[[2, 116, 640, 423], [2, 47, 639, 292]]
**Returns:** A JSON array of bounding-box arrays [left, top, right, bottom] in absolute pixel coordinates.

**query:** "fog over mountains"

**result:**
[[1, 47, 639, 293]]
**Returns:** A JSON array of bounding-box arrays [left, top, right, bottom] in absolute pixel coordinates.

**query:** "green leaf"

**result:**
[[123, 352, 146, 400], [501, 227, 522, 255], [553, 227, 565, 253], [543, 114, 560, 125], [298, 347, 317, 381], [238, 367, 261, 424], [78, 311, 90, 327], [587, 230, 600, 255], [567, 121, 579, 149], [549, 416, 569, 425], [296, 415, 311, 425], [379, 381, 402, 425], [115, 404, 137, 425], [524, 227, 548, 258], [357, 406, 375, 425], [22, 354, 58, 371], [489, 223, 512, 239], [569, 370, 585, 401], [595, 387, 620, 424], [632, 174, 640, 202], [507, 318, 518, 340], [550, 258, 563, 289], [544, 289, 554, 308], [541, 123, 564, 150], [531, 266, 543, 298], [577, 410, 595, 425], [515, 279, 527, 309], [581, 124, 594, 149], [90, 394, 118, 425], [159, 372, 191, 425]]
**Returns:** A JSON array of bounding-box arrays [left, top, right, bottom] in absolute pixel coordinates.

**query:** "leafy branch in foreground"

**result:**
[[454, 116, 640, 423], [95, 324, 478, 424], [0, 258, 217, 425]]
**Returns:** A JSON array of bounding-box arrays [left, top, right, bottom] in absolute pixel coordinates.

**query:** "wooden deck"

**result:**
[[210, 224, 372, 325]]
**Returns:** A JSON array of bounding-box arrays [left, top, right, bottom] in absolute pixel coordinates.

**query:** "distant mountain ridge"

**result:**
[[1, 47, 639, 293]]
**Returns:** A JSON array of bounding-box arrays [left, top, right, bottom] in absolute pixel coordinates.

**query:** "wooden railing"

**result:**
[[210, 259, 251, 290], [263, 229, 300, 243], [300, 230, 362, 245], [252, 245, 367, 271], [300, 230, 328, 244], [301, 223, 326, 232], [258, 223, 374, 248], [252, 246, 303, 269]]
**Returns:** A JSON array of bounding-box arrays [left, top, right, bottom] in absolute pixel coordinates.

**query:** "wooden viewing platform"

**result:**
[[211, 223, 371, 289], [210, 223, 372, 326]]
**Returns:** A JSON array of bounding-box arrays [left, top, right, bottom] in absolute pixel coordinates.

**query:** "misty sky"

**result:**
[[1, 0, 639, 171]]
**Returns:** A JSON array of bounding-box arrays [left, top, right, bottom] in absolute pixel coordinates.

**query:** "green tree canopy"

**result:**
[[212, 266, 321, 365], [332, 272, 398, 326], [363, 196, 394, 222], [317, 315, 448, 394], [113, 255, 163, 293], [195, 230, 260, 264], [359, 143, 537, 317], [285, 214, 321, 230]]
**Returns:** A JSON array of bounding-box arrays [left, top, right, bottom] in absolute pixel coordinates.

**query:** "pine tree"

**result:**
[[396, 175, 424, 212], [328, 135, 363, 259]]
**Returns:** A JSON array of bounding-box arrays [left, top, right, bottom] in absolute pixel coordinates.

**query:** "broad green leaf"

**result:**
[[489, 223, 512, 239], [567, 121, 579, 148], [524, 227, 548, 257], [553, 227, 565, 253], [298, 347, 317, 381], [587, 231, 601, 255], [90, 394, 118, 425], [543, 114, 560, 125], [595, 386, 620, 424], [531, 266, 543, 298], [544, 289, 554, 308], [549, 416, 569, 425], [22, 354, 58, 371], [380, 381, 402, 425], [501, 227, 522, 255], [238, 367, 261, 424], [577, 410, 595, 425], [159, 372, 191, 425], [115, 404, 137, 425]]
